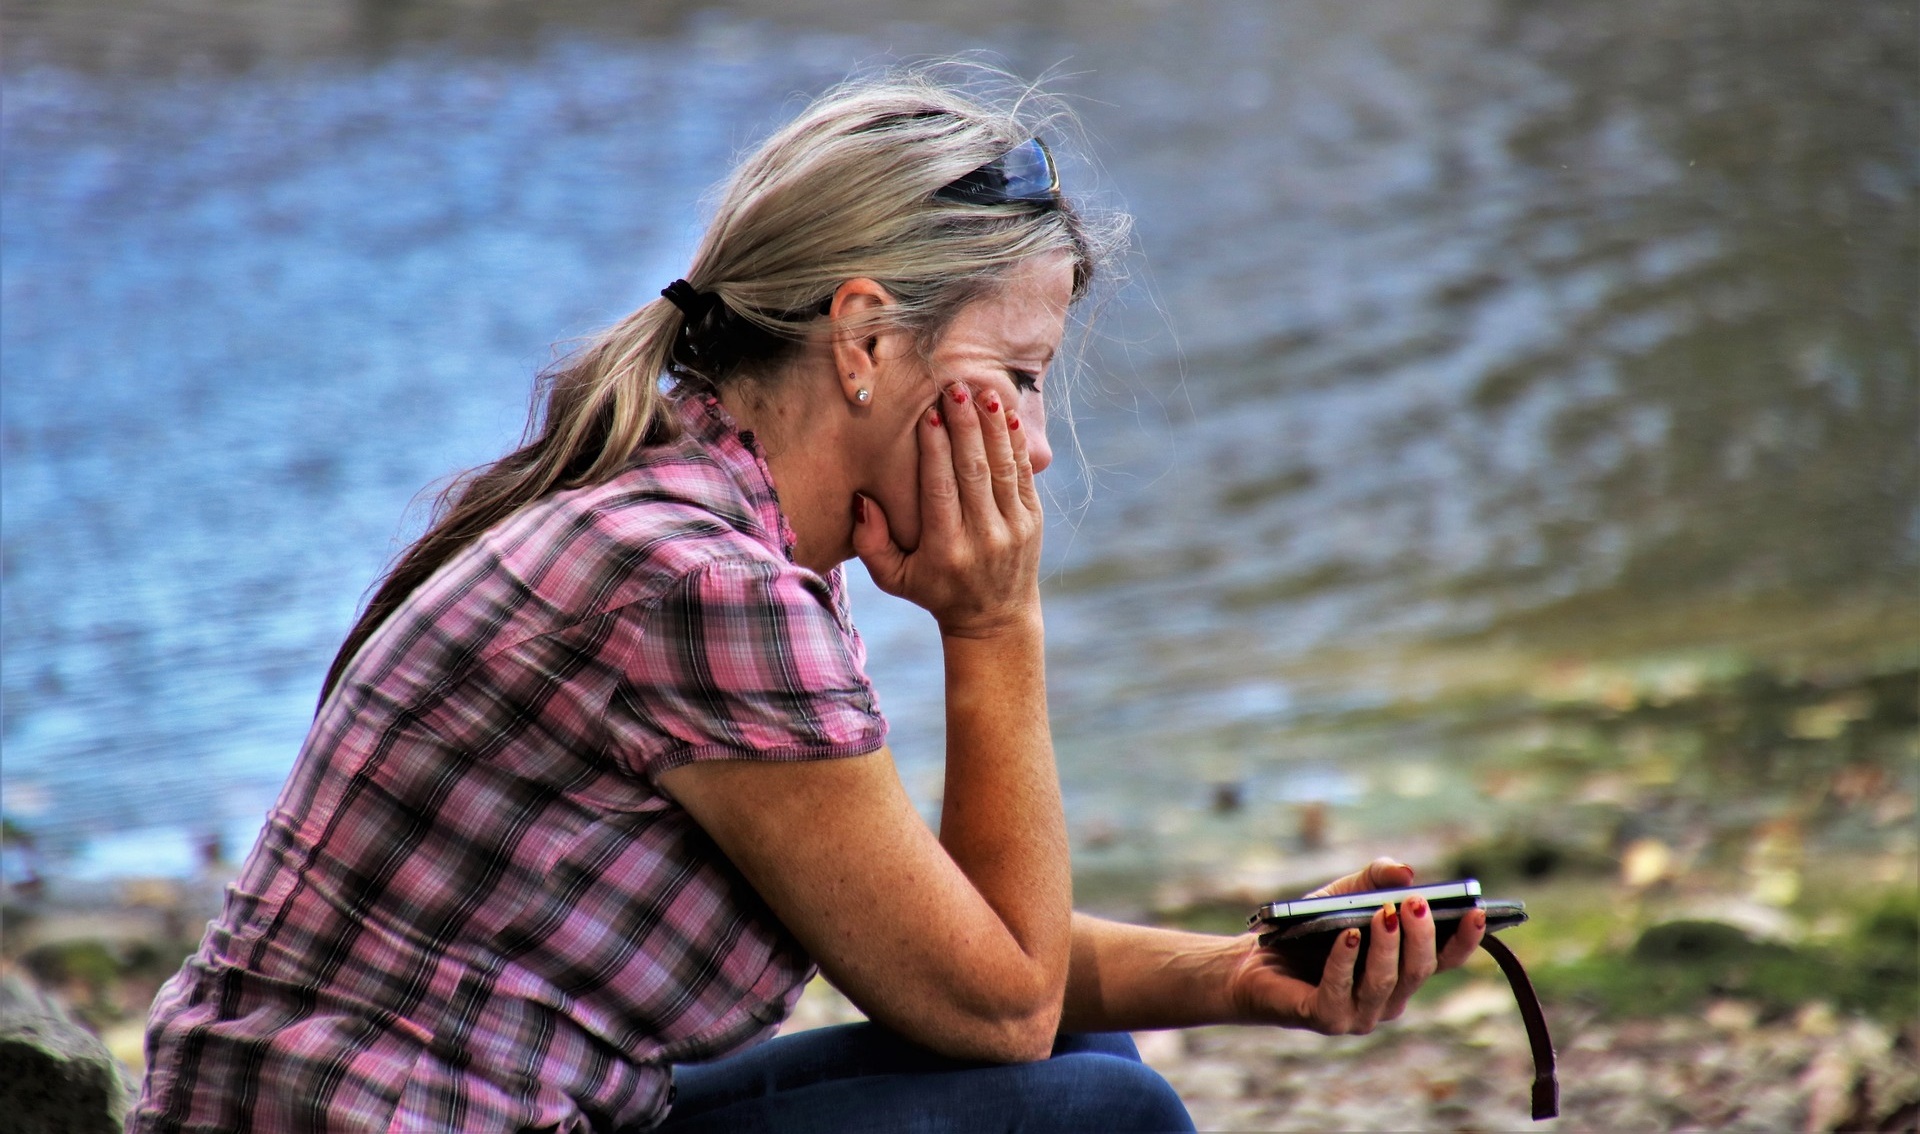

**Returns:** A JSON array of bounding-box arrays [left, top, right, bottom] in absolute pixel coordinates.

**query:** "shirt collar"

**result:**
[[674, 392, 800, 563]]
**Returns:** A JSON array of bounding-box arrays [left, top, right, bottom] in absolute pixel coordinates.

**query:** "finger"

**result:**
[[1306, 857, 1414, 899], [850, 493, 908, 594], [1312, 927, 1362, 1035], [916, 402, 962, 540], [975, 386, 1021, 518], [1437, 907, 1487, 971], [1351, 903, 1401, 1032], [941, 383, 995, 521], [1381, 893, 1438, 1021], [1007, 408, 1042, 513]]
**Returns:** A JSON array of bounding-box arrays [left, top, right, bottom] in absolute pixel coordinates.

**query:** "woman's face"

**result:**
[[863, 253, 1072, 552]]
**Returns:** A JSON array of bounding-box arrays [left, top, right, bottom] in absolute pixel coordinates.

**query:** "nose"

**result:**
[[1025, 420, 1053, 475]]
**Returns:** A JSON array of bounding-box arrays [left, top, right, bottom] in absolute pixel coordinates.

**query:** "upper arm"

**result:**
[[657, 749, 1062, 1061], [602, 557, 885, 774]]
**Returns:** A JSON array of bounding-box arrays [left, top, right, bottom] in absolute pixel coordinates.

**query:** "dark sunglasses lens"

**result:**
[[935, 138, 1058, 205], [999, 139, 1057, 200]]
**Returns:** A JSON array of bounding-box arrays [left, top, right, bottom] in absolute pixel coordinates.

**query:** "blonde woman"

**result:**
[[133, 70, 1482, 1132]]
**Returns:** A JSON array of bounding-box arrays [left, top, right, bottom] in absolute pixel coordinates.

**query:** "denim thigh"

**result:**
[[654, 1025, 1194, 1134]]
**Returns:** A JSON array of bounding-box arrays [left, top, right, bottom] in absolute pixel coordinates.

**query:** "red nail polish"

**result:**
[[1412, 897, 1428, 919], [984, 395, 1001, 413], [949, 386, 968, 404], [928, 409, 942, 427], [1345, 929, 1360, 949], [851, 494, 866, 523], [1383, 905, 1399, 933], [1007, 413, 1021, 431]]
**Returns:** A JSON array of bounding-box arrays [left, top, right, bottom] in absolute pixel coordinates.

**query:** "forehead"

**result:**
[[936, 254, 1074, 358]]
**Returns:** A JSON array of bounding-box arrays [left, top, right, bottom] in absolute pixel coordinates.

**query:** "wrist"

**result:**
[[1215, 933, 1268, 1025], [936, 600, 1044, 642]]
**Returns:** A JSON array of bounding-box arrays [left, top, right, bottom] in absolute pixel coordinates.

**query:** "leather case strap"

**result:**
[[1479, 931, 1559, 1119]]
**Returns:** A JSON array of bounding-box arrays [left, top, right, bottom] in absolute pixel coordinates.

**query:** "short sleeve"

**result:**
[[605, 558, 888, 777]]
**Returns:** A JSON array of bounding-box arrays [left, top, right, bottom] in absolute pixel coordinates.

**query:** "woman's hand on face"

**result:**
[[853, 381, 1043, 638], [1226, 858, 1486, 1036]]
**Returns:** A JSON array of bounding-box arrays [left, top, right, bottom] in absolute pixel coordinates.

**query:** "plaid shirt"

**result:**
[[134, 395, 887, 1132]]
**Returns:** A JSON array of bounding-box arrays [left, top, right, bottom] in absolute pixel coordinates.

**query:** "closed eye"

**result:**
[[1009, 368, 1040, 393]]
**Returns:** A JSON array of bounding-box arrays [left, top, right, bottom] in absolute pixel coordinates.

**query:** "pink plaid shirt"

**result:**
[[135, 395, 888, 1132]]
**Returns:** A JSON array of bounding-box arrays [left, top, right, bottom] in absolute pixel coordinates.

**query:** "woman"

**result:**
[[134, 70, 1484, 1132]]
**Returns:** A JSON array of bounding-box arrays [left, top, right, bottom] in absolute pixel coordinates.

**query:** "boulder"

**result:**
[[0, 970, 135, 1134]]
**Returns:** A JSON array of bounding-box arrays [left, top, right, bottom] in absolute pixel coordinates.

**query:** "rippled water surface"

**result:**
[[4, 1, 1914, 888]]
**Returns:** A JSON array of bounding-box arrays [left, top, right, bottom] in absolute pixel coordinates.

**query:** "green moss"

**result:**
[[22, 941, 121, 992], [1531, 896, 1920, 1026]]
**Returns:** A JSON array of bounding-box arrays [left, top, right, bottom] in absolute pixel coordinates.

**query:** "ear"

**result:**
[[827, 278, 910, 409]]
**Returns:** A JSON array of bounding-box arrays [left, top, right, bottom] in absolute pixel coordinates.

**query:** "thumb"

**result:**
[[850, 494, 908, 593], [1309, 857, 1414, 898]]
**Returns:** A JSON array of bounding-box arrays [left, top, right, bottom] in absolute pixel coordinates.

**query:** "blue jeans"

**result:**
[[652, 1024, 1196, 1133]]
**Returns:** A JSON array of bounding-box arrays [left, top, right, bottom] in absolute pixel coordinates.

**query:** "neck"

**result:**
[[718, 375, 851, 574]]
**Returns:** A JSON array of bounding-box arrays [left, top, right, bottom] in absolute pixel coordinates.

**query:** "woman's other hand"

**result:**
[[852, 379, 1043, 639], [1227, 858, 1486, 1036]]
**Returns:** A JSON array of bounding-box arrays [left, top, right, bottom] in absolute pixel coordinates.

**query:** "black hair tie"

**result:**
[[661, 279, 716, 320]]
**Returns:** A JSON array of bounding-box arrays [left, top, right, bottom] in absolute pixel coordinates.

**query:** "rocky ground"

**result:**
[[3, 887, 1916, 1131], [783, 976, 1920, 1132]]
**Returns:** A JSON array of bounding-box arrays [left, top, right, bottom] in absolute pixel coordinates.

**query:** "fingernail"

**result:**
[[1411, 896, 1428, 919], [1382, 903, 1399, 933], [948, 385, 968, 404], [851, 493, 866, 523], [1344, 929, 1361, 949], [1473, 909, 1486, 929], [984, 394, 1001, 413], [1008, 413, 1021, 431], [928, 409, 942, 427]]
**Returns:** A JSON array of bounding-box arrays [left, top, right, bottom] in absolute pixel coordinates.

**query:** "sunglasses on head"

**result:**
[[934, 137, 1059, 206]]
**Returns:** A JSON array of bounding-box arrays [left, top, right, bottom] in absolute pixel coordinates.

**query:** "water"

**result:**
[[4, 1, 1914, 889]]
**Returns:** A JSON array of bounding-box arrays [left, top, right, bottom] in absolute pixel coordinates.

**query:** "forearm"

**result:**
[[937, 613, 1072, 993], [1062, 912, 1252, 1032]]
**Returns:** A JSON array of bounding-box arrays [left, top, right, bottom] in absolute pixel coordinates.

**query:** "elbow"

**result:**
[[1001, 1009, 1063, 1063], [947, 1001, 1061, 1064], [950, 975, 1066, 1064]]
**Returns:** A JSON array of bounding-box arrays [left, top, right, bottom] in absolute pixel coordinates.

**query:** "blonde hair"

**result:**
[[322, 64, 1128, 702]]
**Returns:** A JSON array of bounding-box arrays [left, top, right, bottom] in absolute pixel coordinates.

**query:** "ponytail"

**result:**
[[318, 63, 1126, 707], [318, 299, 681, 705]]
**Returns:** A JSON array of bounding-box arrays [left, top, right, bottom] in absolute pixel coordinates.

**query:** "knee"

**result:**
[[1052, 1030, 1142, 1061], [1043, 1052, 1194, 1132]]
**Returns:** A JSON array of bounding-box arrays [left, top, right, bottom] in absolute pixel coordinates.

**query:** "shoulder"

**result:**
[[484, 437, 791, 620]]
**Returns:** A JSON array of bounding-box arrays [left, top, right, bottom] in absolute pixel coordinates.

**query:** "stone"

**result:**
[[0, 970, 135, 1134]]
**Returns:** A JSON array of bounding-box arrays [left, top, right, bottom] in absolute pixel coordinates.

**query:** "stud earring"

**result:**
[[855, 388, 871, 404]]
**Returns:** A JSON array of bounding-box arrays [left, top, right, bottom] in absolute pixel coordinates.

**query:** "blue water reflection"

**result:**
[[4, 3, 1912, 889]]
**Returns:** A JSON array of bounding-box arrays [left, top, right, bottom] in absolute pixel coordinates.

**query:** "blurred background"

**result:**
[[3, 0, 1915, 1126]]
